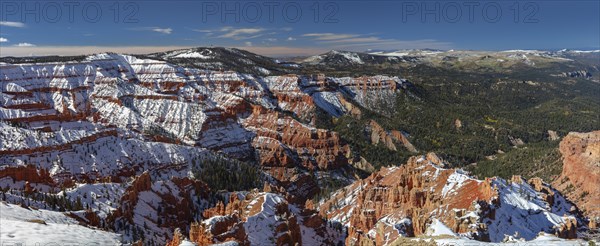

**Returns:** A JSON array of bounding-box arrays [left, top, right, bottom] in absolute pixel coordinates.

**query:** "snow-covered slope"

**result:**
[[0, 52, 409, 186], [148, 47, 286, 76], [303, 50, 412, 67], [0, 51, 411, 245], [165, 191, 345, 245], [365, 49, 598, 70], [0, 202, 122, 245]]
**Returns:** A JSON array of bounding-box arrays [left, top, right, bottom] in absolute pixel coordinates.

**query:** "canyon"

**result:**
[[0, 48, 598, 245]]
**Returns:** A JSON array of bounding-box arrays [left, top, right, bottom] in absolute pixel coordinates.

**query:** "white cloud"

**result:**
[[287, 37, 296, 41], [332, 39, 452, 50], [129, 27, 173, 34], [192, 26, 271, 40], [0, 37, 8, 43], [302, 33, 360, 40], [0, 21, 26, 28], [218, 27, 264, 40], [303, 32, 452, 50], [190, 29, 213, 33], [320, 37, 384, 44], [15, 43, 36, 47], [244, 41, 253, 47], [265, 38, 277, 42], [152, 28, 172, 34]]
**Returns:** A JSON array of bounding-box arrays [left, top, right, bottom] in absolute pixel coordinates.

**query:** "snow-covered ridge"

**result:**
[[302, 49, 412, 66], [369, 49, 444, 57], [364, 49, 597, 67], [330, 50, 364, 64]]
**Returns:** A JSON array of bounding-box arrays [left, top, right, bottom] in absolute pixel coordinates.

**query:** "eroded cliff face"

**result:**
[[107, 172, 211, 244], [165, 191, 344, 246], [0, 54, 408, 189], [0, 53, 410, 244], [319, 153, 584, 245], [0, 165, 54, 185], [326, 76, 409, 117], [246, 105, 350, 171], [320, 154, 494, 245], [553, 131, 600, 227]]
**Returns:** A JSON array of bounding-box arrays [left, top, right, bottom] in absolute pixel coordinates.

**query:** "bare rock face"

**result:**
[[350, 156, 376, 173], [338, 96, 362, 118], [553, 131, 600, 226], [108, 172, 210, 244], [327, 76, 407, 117], [366, 120, 397, 151], [244, 104, 354, 201], [364, 120, 417, 153], [0, 165, 54, 185], [320, 153, 584, 245], [245, 105, 350, 171]]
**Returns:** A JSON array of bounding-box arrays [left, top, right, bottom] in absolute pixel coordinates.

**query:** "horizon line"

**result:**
[[1, 45, 599, 58]]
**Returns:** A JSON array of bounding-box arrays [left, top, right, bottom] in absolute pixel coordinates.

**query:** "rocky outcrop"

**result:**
[[328, 76, 409, 116], [166, 191, 343, 246], [165, 228, 185, 246], [0, 165, 54, 185], [508, 135, 525, 146], [320, 153, 584, 245], [454, 119, 463, 129], [558, 70, 592, 79], [548, 130, 560, 141], [189, 213, 249, 246], [553, 131, 600, 227], [108, 172, 210, 245], [1, 50, 595, 246], [244, 104, 355, 201], [320, 154, 495, 245], [365, 120, 417, 152], [246, 105, 350, 171], [349, 156, 376, 173], [338, 96, 362, 118]]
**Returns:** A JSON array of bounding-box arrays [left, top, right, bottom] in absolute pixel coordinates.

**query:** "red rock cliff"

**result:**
[[553, 131, 600, 227]]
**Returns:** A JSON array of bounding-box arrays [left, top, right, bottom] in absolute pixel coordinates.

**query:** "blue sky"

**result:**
[[1, 0, 599, 56]]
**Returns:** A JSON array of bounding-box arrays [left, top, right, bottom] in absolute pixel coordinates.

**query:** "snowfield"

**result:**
[[0, 202, 122, 245]]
